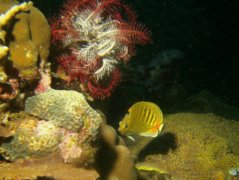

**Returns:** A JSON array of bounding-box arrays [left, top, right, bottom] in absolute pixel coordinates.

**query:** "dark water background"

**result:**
[[32, 0, 239, 122]]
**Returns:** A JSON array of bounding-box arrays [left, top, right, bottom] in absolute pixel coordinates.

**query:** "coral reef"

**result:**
[[1, 89, 103, 164], [0, 109, 137, 179], [0, 0, 50, 101], [51, 0, 150, 99], [134, 113, 239, 179]]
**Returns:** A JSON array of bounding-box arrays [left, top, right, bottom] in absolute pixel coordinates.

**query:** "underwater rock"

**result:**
[[135, 113, 239, 179], [96, 123, 137, 179], [0, 155, 99, 179], [182, 90, 239, 120], [100, 124, 119, 147], [149, 49, 184, 68], [107, 145, 137, 180]]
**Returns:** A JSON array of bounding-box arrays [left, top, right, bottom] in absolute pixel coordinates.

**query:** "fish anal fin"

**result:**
[[139, 123, 164, 137], [139, 127, 159, 137]]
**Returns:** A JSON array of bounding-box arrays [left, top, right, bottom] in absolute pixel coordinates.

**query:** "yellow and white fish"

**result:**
[[118, 101, 164, 139]]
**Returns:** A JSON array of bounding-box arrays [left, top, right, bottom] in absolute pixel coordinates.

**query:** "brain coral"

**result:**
[[1, 89, 103, 162], [25, 89, 102, 133], [1, 117, 62, 161]]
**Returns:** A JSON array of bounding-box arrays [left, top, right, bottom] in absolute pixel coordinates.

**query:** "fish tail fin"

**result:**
[[159, 123, 164, 132]]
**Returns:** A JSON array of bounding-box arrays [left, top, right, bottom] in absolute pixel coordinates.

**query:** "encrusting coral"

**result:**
[[135, 113, 239, 179], [0, 0, 51, 101]]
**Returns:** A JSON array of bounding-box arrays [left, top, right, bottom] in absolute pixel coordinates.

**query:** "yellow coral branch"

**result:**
[[0, 1, 33, 28], [0, 44, 8, 59]]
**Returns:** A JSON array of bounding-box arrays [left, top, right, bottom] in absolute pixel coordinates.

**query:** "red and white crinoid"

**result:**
[[51, 0, 150, 99]]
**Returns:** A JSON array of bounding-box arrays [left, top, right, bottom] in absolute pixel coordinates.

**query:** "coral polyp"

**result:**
[[51, 0, 150, 99]]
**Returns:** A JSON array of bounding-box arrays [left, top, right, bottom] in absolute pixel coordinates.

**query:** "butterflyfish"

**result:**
[[118, 101, 164, 138]]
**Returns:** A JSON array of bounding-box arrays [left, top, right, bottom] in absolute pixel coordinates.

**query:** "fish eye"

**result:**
[[124, 124, 128, 128], [120, 122, 127, 128]]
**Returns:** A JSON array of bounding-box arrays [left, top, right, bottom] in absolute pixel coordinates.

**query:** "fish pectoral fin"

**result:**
[[127, 135, 136, 141], [139, 128, 159, 137]]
